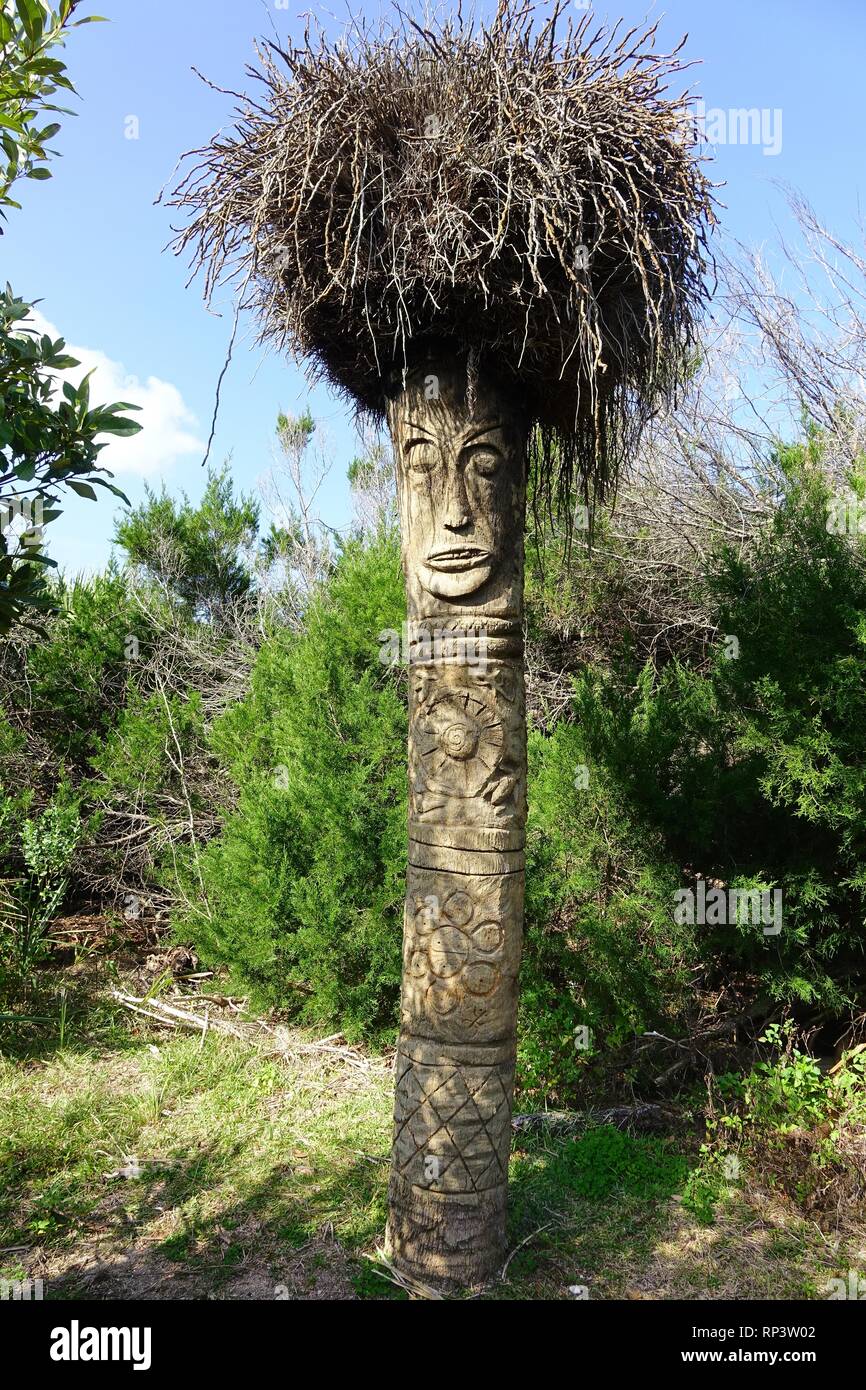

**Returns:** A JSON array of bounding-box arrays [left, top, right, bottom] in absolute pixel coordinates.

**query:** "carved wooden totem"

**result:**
[[385, 357, 528, 1285]]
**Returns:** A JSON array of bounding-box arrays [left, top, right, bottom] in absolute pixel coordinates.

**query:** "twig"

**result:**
[[500, 1222, 555, 1282], [364, 1249, 445, 1300]]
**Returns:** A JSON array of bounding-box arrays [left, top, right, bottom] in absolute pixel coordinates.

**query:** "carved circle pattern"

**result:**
[[411, 889, 503, 1021]]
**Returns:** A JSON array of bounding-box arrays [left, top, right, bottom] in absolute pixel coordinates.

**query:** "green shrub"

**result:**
[[113, 465, 260, 620], [92, 687, 205, 798], [13, 569, 148, 769], [0, 788, 82, 982], [568, 447, 866, 1011], [683, 1023, 866, 1223], [4, 419, 857, 1107], [177, 528, 698, 1060], [518, 719, 692, 1103], [170, 430, 866, 1083], [174, 531, 408, 1040]]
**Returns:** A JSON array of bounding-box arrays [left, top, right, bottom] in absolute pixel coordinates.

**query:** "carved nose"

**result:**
[[443, 471, 471, 530]]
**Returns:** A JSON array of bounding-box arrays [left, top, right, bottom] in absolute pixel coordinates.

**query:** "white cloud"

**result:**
[[25, 309, 205, 476]]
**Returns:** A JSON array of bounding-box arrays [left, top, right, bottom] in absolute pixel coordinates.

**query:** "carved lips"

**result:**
[[425, 545, 493, 574], [419, 544, 496, 598]]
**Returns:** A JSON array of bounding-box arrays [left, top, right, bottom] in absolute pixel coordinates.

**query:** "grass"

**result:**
[[0, 1021, 393, 1299], [2, 1003, 863, 1301]]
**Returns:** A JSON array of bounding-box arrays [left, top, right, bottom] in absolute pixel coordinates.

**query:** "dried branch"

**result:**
[[168, 0, 716, 525]]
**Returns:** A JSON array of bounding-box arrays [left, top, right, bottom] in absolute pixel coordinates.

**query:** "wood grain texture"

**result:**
[[385, 360, 528, 1286]]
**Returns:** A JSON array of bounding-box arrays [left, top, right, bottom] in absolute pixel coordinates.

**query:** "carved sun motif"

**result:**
[[416, 689, 504, 799]]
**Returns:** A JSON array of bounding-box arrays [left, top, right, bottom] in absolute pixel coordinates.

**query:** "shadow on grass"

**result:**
[[4, 990, 703, 1304], [14, 1055, 849, 1303], [497, 1125, 696, 1298], [39, 1123, 698, 1302], [1, 965, 134, 1064], [42, 1135, 394, 1302]]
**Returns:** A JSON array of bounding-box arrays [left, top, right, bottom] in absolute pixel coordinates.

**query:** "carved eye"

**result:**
[[463, 444, 501, 478], [405, 439, 437, 474]]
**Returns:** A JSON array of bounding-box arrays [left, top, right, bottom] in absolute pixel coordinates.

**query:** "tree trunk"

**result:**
[[385, 356, 527, 1287]]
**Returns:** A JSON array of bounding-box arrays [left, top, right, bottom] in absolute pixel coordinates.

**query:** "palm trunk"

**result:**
[[385, 356, 527, 1287]]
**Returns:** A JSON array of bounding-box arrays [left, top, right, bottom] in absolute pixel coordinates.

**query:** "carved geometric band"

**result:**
[[398, 1034, 516, 1068], [388, 1169, 507, 1211], [409, 823, 525, 852], [408, 616, 524, 663], [391, 1047, 514, 1195], [408, 642, 524, 663], [411, 643, 523, 663], [409, 615, 522, 634], [408, 840, 525, 875]]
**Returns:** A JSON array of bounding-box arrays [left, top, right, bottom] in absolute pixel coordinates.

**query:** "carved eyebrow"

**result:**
[[403, 422, 436, 440], [461, 422, 504, 446]]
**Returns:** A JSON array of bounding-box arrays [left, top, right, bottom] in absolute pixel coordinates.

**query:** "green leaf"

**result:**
[[78, 367, 94, 406], [66, 479, 98, 501], [87, 477, 129, 503], [93, 417, 142, 438], [26, 167, 52, 180], [15, 0, 44, 43]]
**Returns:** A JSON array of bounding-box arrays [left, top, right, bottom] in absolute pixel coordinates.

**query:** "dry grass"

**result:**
[[168, 0, 716, 524]]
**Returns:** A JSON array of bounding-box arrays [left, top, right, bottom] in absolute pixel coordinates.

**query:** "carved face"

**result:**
[[391, 366, 524, 601]]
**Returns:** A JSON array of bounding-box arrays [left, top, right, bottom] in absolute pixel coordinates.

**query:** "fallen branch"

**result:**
[[512, 1102, 682, 1137], [500, 1222, 555, 1282], [112, 990, 381, 1077], [112, 989, 247, 1040]]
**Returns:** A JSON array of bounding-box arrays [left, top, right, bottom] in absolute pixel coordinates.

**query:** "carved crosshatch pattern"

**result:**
[[392, 1047, 514, 1194]]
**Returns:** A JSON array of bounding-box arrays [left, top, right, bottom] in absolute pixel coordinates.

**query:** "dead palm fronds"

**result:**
[[169, 1, 716, 526]]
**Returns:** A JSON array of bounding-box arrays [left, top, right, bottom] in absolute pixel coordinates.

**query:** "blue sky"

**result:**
[[5, 0, 865, 575]]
